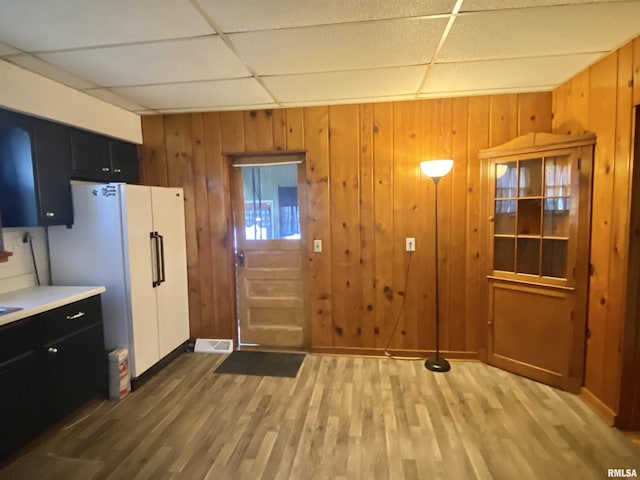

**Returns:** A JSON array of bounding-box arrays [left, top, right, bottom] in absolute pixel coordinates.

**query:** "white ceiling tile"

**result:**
[[0, 42, 21, 56], [84, 89, 146, 111], [229, 18, 448, 75], [462, 0, 621, 11], [112, 79, 274, 110], [263, 66, 426, 103], [198, 0, 455, 32], [38, 37, 250, 87], [439, 2, 640, 62], [0, 0, 213, 52], [7, 55, 98, 89], [422, 54, 602, 93]]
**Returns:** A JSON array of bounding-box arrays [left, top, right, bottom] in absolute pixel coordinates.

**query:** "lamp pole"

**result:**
[[420, 160, 453, 373]]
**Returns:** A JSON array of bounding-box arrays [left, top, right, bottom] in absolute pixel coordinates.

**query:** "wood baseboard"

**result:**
[[310, 346, 479, 360], [580, 387, 616, 426]]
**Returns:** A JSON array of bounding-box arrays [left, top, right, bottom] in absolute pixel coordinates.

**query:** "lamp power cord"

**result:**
[[383, 251, 425, 361]]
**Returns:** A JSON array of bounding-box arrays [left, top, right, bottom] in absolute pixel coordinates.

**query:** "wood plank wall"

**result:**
[[140, 93, 552, 357], [552, 35, 640, 424]]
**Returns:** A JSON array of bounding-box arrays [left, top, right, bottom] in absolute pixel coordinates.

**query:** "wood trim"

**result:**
[[487, 275, 575, 291], [581, 387, 616, 426], [311, 346, 480, 359], [225, 149, 307, 159], [478, 132, 596, 158], [0, 251, 12, 262]]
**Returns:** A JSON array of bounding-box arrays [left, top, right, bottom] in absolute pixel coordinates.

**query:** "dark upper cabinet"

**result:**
[[70, 128, 110, 180], [70, 128, 138, 183], [32, 119, 73, 226], [109, 139, 139, 184], [0, 110, 73, 227]]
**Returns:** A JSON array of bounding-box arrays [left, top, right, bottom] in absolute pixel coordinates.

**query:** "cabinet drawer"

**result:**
[[40, 296, 102, 343], [0, 317, 38, 365]]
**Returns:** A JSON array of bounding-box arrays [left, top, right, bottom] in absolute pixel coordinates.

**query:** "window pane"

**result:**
[[517, 238, 540, 275], [495, 161, 517, 198], [241, 164, 299, 240], [545, 156, 570, 197], [519, 158, 542, 197], [517, 199, 541, 236], [494, 237, 515, 272], [543, 198, 570, 237], [495, 200, 516, 234], [542, 239, 567, 278]]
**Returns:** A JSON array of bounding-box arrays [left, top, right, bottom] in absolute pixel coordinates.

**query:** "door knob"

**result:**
[[237, 251, 245, 267]]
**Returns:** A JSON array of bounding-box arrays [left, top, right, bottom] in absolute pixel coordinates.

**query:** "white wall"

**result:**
[[0, 59, 142, 144], [0, 228, 50, 294]]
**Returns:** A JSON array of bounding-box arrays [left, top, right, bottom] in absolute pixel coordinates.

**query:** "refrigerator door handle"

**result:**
[[150, 231, 161, 287], [158, 232, 166, 285]]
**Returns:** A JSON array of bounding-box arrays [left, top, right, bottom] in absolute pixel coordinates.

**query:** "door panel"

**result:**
[[151, 187, 190, 357], [489, 281, 572, 388], [231, 157, 308, 348]]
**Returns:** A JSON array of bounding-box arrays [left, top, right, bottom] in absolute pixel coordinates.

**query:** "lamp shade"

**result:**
[[420, 159, 453, 179], [496, 164, 508, 179]]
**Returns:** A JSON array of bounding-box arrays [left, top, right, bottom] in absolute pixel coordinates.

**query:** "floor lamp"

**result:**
[[420, 159, 454, 373]]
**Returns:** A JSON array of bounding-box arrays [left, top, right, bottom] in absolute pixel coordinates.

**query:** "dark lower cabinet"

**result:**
[[44, 324, 106, 422], [0, 295, 106, 460]]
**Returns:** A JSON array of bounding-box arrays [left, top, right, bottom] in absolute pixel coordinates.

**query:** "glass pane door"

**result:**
[[492, 155, 571, 280]]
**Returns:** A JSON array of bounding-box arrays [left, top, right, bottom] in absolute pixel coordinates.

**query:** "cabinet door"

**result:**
[[109, 139, 139, 183], [70, 128, 110, 181], [43, 324, 106, 422], [0, 351, 46, 459], [0, 316, 45, 459], [33, 119, 73, 226]]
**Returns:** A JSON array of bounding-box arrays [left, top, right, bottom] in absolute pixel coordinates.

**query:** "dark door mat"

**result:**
[[214, 351, 305, 378]]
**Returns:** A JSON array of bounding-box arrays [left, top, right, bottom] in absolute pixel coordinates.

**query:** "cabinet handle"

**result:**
[[102, 167, 110, 172], [45, 212, 55, 217], [66, 311, 85, 320], [114, 168, 122, 173], [48, 347, 58, 354]]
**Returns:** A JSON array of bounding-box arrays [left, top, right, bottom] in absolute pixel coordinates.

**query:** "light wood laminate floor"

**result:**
[[4, 353, 640, 479]]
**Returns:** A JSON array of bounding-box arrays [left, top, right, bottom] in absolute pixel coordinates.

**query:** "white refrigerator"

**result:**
[[48, 183, 190, 380]]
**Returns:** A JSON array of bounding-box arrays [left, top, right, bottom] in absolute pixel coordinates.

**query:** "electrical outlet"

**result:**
[[313, 239, 322, 253], [406, 237, 415, 252]]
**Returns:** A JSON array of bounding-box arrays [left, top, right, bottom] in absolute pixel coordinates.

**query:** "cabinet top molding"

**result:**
[[479, 132, 597, 159]]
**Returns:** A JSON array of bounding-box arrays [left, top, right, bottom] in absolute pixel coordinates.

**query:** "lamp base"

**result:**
[[425, 356, 451, 372]]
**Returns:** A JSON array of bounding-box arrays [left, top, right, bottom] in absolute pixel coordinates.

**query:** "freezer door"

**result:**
[[48, 184, 130, 354], [151, 187, 190, 358], [122, 184, 160, 377]]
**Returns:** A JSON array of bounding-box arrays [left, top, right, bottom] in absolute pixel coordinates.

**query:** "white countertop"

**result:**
[[0, 286, 106, 327]]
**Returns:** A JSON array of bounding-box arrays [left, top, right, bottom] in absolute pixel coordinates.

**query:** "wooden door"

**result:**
[[479, 133, 595, 393], [230, 155, 309, 348]]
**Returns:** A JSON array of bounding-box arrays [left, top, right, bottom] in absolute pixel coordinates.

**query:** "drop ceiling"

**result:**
[[0, 0, 639, 115]]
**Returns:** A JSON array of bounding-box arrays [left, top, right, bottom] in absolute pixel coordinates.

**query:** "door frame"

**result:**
[[227, 151, 310, 348]]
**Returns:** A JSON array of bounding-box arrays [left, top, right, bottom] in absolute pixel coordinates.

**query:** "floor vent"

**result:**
[[194, 339, 233, 354]]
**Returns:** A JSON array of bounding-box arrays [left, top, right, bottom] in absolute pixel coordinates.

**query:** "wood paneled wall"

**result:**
[[140, 93, 552, 356], [552, 35, 640, 423]]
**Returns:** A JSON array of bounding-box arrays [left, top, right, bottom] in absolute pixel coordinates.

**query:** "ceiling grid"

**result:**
[[0, 0, 637, 113]]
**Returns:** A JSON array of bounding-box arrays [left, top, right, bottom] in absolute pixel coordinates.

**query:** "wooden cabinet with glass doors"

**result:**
[[479, 132, 595, 393]]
